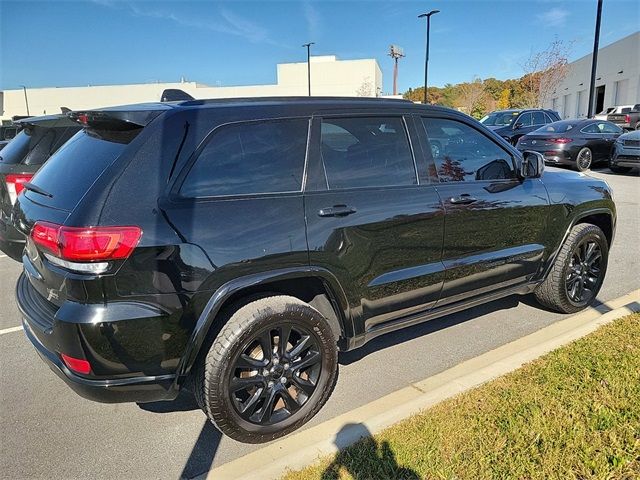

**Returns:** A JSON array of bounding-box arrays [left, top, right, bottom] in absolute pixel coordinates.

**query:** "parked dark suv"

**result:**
[[14, 98, 615, 444], [480, 108, 561, 145], [0, 114, 80, 260]]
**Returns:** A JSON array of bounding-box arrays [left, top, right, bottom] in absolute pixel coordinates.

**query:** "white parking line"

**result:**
[[0, 325, 23, 336], [0, 254, 8, 258]]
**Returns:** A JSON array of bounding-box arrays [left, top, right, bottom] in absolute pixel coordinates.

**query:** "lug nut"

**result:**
[[262, 369, 269, 376], [280, 377, 287, 384], [268, 381, 274, 387], [273, 357, 279, 365], [284, 363, 290, 369]]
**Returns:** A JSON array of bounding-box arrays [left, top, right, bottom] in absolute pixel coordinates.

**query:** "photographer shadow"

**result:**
[[321, 423, 419, 480]]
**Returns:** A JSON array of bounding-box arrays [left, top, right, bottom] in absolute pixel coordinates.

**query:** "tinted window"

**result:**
[[532, 112, 546, 125], [543, 113, 555, 124], [0, 130, 30, 164], [422, 117, 515, 182], [516, 113, 532, 127], [28, 129, 136, 211], [480, 111, 518, 126], [320, 117, 416, 189], [535, 121, 578, 133], [581, 123, 600, 133], [180, 119, 308, 197], [600, 122, 623, 134]]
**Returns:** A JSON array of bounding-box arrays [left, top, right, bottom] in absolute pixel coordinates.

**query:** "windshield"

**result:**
[[27, 129, 139, 211], [533, 121, 578, 134], [0, 130, 31, 164], [480, 112, 518, 126], [599, 108, 615, 115]]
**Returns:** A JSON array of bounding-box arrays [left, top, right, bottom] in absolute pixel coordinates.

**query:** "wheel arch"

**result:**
[[541, 207, 615, 281], [177, 267, 351, 379]]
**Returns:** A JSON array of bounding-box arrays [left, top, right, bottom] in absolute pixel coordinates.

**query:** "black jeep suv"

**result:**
[[14, 98, 615, 444], [1, 114, 81, 260], [480, 108, 561, 145]]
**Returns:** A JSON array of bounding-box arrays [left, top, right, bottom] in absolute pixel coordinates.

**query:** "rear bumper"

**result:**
[[16, 273, 180, 404]]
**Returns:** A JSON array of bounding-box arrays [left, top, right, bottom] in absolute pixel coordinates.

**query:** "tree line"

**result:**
[[403, 39, 571, 119]]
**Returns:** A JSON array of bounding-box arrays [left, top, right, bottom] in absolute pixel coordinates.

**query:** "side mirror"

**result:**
[[519, 151, 545, 178], [513, 122, 523, 130]]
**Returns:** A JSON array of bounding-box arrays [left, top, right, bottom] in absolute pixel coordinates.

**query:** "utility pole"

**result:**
[[388, 45, 405, 96], [20, 85, 30, 116], [587, 0, 603, 118], [418, 10, 440, 104], [302, 42, 314, 96]]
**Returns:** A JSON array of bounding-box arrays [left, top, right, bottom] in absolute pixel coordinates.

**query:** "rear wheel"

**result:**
[[196, 295, 338, 444], [535, 223, 608, 313], [575, 147, 592, 171]]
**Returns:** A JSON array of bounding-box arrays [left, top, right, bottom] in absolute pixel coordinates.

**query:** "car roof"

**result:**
[[78, 96, 459, 115]]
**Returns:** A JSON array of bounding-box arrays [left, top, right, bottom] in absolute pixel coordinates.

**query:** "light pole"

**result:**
[[302, 42, 314, 96], [587, 0, 603, 118], [418, 10, 439, 104], [20, 85, 30, 116]]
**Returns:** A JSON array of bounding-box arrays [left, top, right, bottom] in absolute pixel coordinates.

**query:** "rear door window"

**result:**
[[532, 112, 546, 126], [516, 113, 532, 127], [27, 129, 136, 211], [319, 116, 416, 189], [179, 118, 309, 197]]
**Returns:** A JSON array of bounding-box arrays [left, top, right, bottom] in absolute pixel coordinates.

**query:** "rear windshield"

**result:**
[[533, 121, 578, 134], [0, 130, 30, 164], [0, 125, 79, 166], [27, 129, 139, 211]]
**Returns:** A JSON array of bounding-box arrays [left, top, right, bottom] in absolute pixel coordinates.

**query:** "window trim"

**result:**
[[171, 116, 311, 200], [314, 114, 420, 192], [419, 114, 518, 183]]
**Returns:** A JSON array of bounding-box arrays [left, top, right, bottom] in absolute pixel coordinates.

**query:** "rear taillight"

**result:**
[[549, 138, 573, 144], [5, 173, 33, 205], [31, 222, 142, 272], [625, 114, 631, 123]]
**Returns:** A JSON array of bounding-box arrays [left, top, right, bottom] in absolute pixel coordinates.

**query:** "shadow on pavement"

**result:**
[[322, 423, 419, 480], [340, 294, 521, 365], [138, 392, 222, 479]]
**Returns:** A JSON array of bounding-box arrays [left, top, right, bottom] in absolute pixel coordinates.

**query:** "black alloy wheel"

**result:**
[[565, 238, 602, 304], [196, 295, 338, 444], [229, 323, 322, 426]]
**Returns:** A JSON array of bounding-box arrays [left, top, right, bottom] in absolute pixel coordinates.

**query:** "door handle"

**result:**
[[449, 194, 478, 205], [318, 205, 357, 217]]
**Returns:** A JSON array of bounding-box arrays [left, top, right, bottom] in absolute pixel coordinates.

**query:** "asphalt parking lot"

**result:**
[[1, 168, 638, 480]]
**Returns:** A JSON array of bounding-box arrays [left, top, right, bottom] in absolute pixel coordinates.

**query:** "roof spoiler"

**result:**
[[68, 109, 163, 130], [161, 89, 195, 102]]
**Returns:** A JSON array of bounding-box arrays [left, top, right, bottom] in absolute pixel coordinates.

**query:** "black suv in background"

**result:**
[[0, 115, 80, 260], [14, 98, 615, 444], [480, 108, 561, 145]]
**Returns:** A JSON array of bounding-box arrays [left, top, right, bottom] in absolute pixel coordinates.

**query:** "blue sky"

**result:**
[[1, 0, 638, 93]]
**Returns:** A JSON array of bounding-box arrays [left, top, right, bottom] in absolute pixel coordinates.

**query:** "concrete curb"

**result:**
[[197, 290, 640, 480]]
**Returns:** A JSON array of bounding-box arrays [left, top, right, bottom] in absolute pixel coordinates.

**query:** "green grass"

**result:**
[[283, 313, 640, 480]]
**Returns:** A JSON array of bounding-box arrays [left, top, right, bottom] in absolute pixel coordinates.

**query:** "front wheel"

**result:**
[[575, 147, 593, 171], [535, 223, 608, 313], [196, 295, 338, 444]]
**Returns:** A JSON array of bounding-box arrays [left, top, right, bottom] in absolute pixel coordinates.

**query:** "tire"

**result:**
[[609, 164, 632, 174], [196, 295, 338, 444], [575, 147, 592, 171], [535, 223, 608, 314]]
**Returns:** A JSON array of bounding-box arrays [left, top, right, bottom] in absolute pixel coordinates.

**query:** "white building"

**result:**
[[545, 32, 640, 119], [1, 55, 383, 121]]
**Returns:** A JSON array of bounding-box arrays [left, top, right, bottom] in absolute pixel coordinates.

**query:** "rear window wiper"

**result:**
[[23, 182, 53, 198]]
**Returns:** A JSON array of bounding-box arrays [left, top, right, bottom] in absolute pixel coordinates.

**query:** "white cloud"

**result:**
[[537, 8, 570, 27], [303, 1, 321, 40]]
